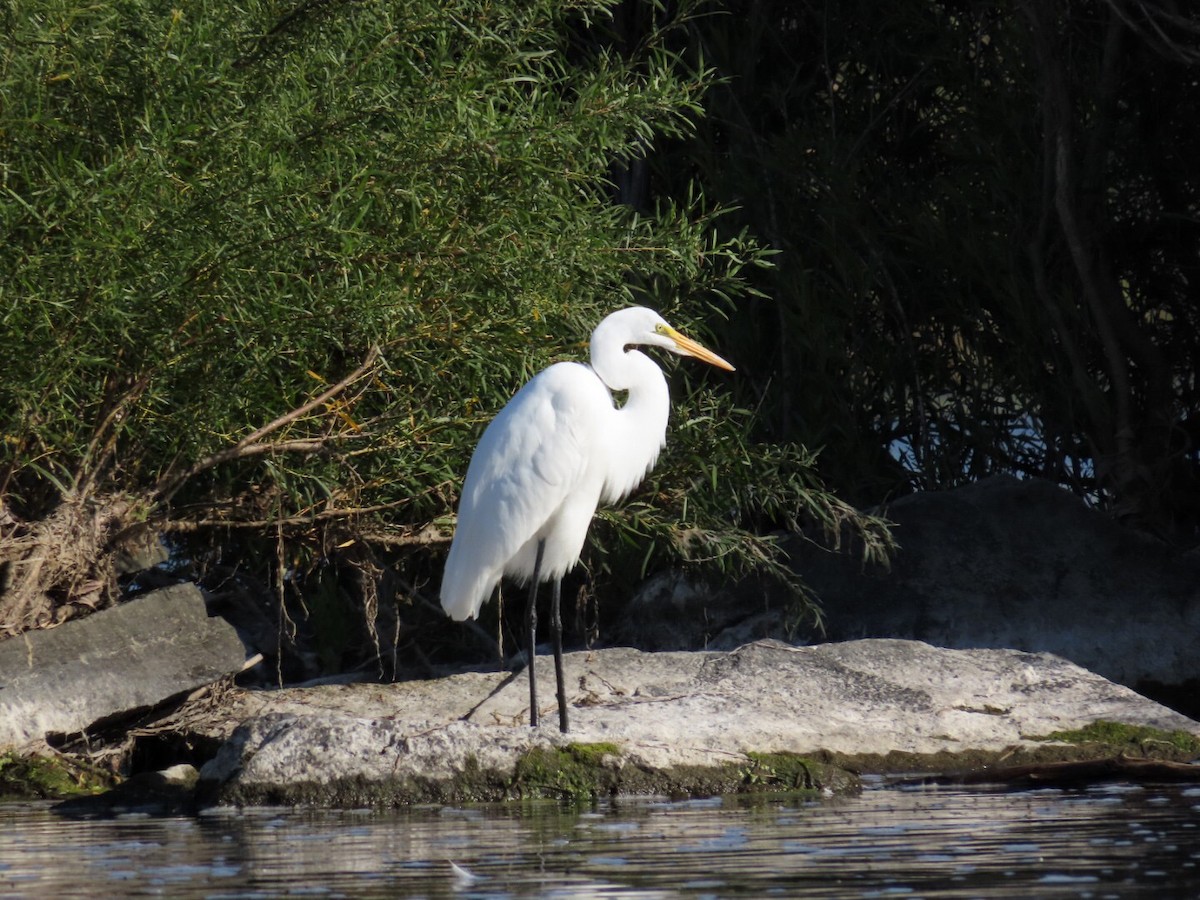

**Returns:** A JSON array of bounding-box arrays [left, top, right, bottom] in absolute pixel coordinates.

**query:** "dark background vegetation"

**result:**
[[660, 0, 1200, 533], [2, 0, 1196, 679]]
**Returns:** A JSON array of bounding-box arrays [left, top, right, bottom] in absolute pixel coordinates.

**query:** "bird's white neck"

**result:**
[[589, 342, 670, 503]]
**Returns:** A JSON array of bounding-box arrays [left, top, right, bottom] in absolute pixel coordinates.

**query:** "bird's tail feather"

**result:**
[[439, 559, 494, 622]]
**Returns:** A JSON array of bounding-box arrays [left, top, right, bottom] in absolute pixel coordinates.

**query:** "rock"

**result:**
[[52, 764, 200, 818], [616, 477, 1200, 692], [803, 476, 1200, 690], [197, 639, 1200, 806], [0, 584, 248, 749], [615, 569, 790, 651], [111, 528, 169, 576]]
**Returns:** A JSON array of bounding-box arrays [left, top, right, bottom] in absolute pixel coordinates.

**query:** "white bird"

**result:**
[[440, 306, 734, 732]]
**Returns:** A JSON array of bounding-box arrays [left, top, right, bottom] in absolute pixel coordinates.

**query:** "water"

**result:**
[[1, 781, 1198, 897]]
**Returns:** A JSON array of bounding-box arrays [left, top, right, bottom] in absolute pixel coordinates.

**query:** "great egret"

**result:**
[[440, 306, 735, 732]]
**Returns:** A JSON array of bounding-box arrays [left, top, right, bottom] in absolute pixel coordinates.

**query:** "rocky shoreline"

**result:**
[[3, 478, 1199, 810], [190, 638, 1200, 808], [9, 622, 1200, 812]]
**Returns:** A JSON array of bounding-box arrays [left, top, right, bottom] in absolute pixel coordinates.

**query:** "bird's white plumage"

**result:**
[[439, 306, 733, 622], [440, 362, 615, 620]]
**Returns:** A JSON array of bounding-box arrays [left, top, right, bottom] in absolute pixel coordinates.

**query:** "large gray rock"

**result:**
[[807, 477, 1200, 688], [0, 584, 248, 748], [199, 639, 1199, 804], [617, 477, 1200, 690]]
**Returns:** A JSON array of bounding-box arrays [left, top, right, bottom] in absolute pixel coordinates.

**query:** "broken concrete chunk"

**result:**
[[0, 584, 247, 748]]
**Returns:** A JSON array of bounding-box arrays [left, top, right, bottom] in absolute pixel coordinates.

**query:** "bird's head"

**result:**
[[595, 306, 735, 372]]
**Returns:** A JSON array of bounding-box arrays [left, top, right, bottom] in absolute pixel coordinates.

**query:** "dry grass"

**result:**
[[0, 494, 138, 636]]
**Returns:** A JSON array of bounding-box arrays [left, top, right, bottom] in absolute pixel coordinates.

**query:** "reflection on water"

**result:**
[[1, 781, 1198, 897]]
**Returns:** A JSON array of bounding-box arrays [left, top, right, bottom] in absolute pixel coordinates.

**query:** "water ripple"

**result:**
[[0, 782, 1198, 897]]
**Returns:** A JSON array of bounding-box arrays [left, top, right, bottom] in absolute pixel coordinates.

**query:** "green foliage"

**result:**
[[593, 386, 893, 632], [1, 0, 889, 641], [0, 750, 112, 800], [3, 0, 708, 518]]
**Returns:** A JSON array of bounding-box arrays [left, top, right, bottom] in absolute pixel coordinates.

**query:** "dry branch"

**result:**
[[153, 346, 381, 502]]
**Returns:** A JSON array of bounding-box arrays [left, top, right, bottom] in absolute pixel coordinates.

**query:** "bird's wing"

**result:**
[[440, 363, 609, 620]]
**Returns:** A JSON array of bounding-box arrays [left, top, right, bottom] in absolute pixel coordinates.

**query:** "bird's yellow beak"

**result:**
[[664, 326, 736, 372]]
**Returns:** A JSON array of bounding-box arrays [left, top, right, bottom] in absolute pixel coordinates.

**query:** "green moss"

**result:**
[[1029, 720, 1200, 756], [0, 751, 113, 801], [800, 721, 1200, 777], [809, 745, 1097, 776], [739, 752, 856, 795], [565, 742, 622, 763], [510, 746, 611, 802], [204, 742, 864, 808], [506, 746, 856, 803]]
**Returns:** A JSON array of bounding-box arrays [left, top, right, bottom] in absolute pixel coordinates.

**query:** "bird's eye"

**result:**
[[654, 324, 667, 335]]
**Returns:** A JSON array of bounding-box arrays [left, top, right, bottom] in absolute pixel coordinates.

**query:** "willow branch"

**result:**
[[154, 347, 379, 501], [72, 372, 152, 500]]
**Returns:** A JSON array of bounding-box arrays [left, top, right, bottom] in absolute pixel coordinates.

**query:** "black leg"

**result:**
[[550, 577, 569, 733], [526, 539, 545, 727]]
